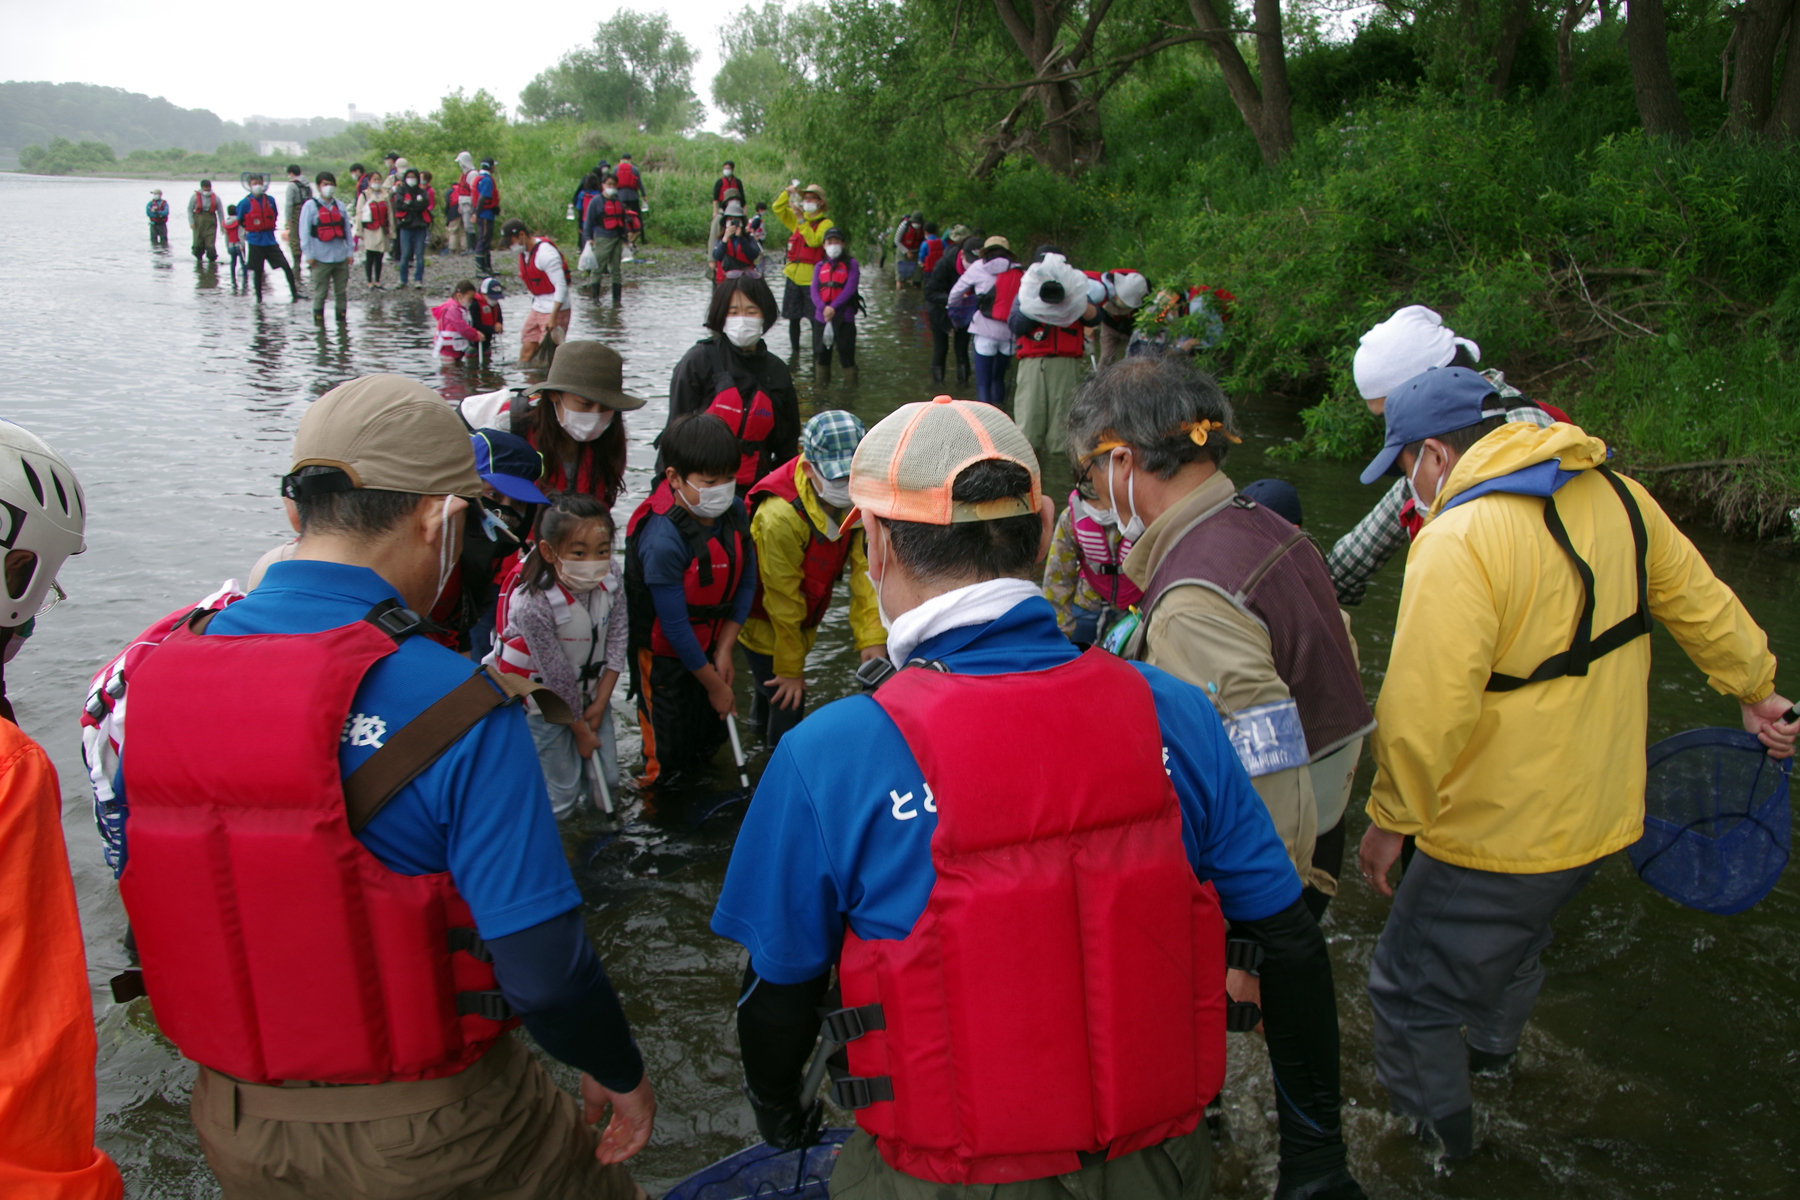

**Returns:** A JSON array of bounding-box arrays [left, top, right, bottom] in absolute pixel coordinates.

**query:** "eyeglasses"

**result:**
[[37, 580, 65, 618], [1072, 460, 1099, 502]]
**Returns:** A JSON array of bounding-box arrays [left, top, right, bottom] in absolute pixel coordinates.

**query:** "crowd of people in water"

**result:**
[[11, 155, 1789, 1200]]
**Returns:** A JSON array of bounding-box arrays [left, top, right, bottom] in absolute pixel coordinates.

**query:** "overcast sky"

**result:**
[[3, 0, 735, 131]]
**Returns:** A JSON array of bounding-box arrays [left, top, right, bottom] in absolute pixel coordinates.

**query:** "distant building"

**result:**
[[347, 105, 382, 126], [257, 139, 305, 157]]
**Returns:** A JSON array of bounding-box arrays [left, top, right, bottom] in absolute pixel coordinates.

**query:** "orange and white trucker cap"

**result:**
[[847, 395, 1041, 525]]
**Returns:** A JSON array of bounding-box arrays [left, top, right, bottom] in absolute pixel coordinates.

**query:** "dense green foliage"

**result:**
[[2, 81, 347, 155], [519, 12, 704, 133]]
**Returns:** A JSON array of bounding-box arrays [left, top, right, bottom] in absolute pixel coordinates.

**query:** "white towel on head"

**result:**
[[1352, 305, 1481, 400], [1018, 254, 1091, 327]]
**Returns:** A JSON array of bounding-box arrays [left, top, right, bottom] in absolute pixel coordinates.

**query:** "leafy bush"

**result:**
[[20, 137, 116, 174]]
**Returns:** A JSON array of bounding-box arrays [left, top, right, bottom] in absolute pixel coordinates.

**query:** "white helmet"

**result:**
[[0, 420, 86, 626]]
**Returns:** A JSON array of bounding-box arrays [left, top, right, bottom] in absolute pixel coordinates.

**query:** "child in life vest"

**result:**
[[488, 493, 626, 820], [432, 279, 486, 362], [222, 210, 245, 288], [1041, 471, 1142, 649], [468, 277, 505, 362]]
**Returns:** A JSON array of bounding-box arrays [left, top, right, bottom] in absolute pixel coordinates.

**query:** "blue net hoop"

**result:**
[[1629, 727, 1791, 915], [662, 1128, 850, 1200]]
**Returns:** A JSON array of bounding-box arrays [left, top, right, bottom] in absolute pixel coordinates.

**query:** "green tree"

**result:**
[[381, 89, 509, 163], [520, 10, 704, 133], [711, 2, 829, 137]]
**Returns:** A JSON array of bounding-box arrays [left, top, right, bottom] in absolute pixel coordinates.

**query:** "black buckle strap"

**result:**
[[364, 598, 424, 643], [1226, 999, 1263, 1032], [829, 1074, 894, 1109], [110, 969, 148, 1004], [448, 927, 493, 964], [1226, 938, 1265, 974], [820, 1002, 885, 1044], [455, 990, 513, 1021]]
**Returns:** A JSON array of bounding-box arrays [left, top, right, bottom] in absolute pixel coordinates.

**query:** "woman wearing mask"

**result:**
[[459, 341, 642, 510], [664, 274, 801, 495], [808, 226, 860, 385], [356, 171, 391, 287], [947, 235, 1023, 409], [392, 168, 432, 288]]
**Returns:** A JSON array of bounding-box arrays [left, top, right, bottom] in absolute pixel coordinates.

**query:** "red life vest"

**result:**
[[518, 238, 569, 296], [921, 237, 944, 272], [787, 219, 828, 266], [898, 223, 923, 252], [116, 608, 515, 1085], [814, 259, 852, 306], [312, 200, 347, 242], [1017, 313, 1087, 359], [985, 265, 1023, 323], [624, 481, 750, 659], [470, 293, 500, 331], [840, 652, 1227, 1184], [240, 193, 278, 233], [1067, 490, 1143, 610], [746, 460, 859, 631], [595, 197, 635, 235], [707, 369, 779, 488], [714, 236, 760, 281], [615, 161, 641, 190], [477, 174, 501, 213], [364, 199, 390, 230]]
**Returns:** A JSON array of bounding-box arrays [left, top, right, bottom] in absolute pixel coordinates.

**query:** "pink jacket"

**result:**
[[432, 298, 482, 355], [947, 256, 1017, 345]]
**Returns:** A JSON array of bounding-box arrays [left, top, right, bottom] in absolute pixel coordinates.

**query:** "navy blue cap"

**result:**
[[1360, 367, 1499, 485], [470, 428, 548, 503], [1241, 478, 1303, 528]]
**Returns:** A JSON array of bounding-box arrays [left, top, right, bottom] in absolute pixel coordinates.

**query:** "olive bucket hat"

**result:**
[[531, 341, 645, 411]]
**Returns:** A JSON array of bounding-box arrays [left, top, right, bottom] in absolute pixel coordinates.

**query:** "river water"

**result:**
[[7, 172, 1797, 1198]]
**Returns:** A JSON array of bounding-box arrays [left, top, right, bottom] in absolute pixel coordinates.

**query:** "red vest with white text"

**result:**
[[746, 459, 859, 630], [839, 652, 1227, 1184], [519, 238, 569, 296], [117, 610, 514, 1085]]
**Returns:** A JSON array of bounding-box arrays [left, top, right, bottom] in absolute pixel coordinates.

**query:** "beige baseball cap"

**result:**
[[848, 395, 1040, 525], [288, 374, 481, 498]]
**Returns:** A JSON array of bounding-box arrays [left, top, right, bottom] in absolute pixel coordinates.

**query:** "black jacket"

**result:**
[[663, 335, 801, 482]]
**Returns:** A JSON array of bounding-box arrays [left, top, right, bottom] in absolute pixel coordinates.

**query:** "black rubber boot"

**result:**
[[1467, 1046, 1516, 1078], [817, 359, 832, 386], [931, 363, 945, 383], [1417, 1106, 1474, 1161], [612, 281, 623, 304]]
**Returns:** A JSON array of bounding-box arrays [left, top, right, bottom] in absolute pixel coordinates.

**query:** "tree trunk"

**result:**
[[1625, 0, 1692, 139], [1766, 13, 1800, 135], [1490, 0, 1536, 97], [1725, 0, 1795, 134], [1188, 0, 1294, 165], [1558, 0, 1596, 96]]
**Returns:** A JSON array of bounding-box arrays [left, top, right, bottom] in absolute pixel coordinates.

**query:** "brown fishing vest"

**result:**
[[1136, 494, 1375, 762]]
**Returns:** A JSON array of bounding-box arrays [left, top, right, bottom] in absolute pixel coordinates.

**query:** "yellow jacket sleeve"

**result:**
[[1366, 522, 1501, 837], [1631, 476, 1777, 703], [847, 529, 886, 651], [772, 188, 800, 233], [750, 499, 814, 679]]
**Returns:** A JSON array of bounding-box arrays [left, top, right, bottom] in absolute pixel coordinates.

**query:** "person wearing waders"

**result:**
[[108, 376, 657, 1199], [300, 171, 353, 323], [236, 174, 300, 301], [1353, 367, 1796, 1162], [739, 410, 885, 748], [1326, 305, 1571, 608], [582, 175, 641, 304], [772, 182, 834, 361], [808, 227, 860, 384], [1068, 356, 1374, 1167], [0, 422, 122, 1200], [146, 189, 170, 245], [714, 396, 1366, 1200], [283, 165, 312, 267], [922, 224, 973, 384], [1009, 249, 1097, 468], [473, 156, 501, 276], [613, 153, 643, 247], [188, 179, 224, 264]]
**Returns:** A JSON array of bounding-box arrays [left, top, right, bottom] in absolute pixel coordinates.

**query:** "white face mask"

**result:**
[[1408, 445, 1445, 511], [723, 315, 764, 349], [1077, 495, 1117, 528], [825, 243, 844, 260], [320, 184, 336, 199], [405, 176, 419, 187], [603, 187, 617, 198], [722, 168, 734, 177], [433, 495, 458, 607], [1107, 453, 1146, 542], [681, 477, 736, 519], [802, 201, 820, 215], [555, 557, 610, 593], [556, 403, 614, 443], [812, 468, 852, 508], [250, 184, 266, 195]]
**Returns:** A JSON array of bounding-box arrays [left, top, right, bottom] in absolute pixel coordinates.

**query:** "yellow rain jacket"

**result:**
[[1368, 422, 1777, 874], [773, 189, 834, 288], [739, 457, 885, 678]]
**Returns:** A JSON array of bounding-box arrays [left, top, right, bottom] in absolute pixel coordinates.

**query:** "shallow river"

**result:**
[[6, 173, 1797, 1198]]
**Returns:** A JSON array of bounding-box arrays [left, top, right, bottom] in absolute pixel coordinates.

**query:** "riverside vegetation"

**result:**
[[16, 2, 1797, 534]]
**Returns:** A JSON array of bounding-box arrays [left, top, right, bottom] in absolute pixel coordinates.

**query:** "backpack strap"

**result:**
[[1487, 464, 1652, 692]]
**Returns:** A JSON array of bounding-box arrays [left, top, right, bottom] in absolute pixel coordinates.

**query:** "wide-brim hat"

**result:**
[[723, 199, 747, 217], [801, 183, 828, 203], [531, 341, 645, 411]]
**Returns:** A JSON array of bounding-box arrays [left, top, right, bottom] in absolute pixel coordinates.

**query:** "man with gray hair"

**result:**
[[1068, 355, 1370, 1188]]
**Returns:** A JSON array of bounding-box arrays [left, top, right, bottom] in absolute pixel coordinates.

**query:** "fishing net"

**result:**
[[662, 1128, 849, 1200], [1630, 728, 1791, 915]]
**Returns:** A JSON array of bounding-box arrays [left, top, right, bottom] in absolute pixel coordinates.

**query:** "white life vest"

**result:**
[[487, 575, 618, 711]]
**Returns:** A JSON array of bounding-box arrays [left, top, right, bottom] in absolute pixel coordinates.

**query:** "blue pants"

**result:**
[[398, 228, 427, 283], [973, 351, 1012, 409]]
